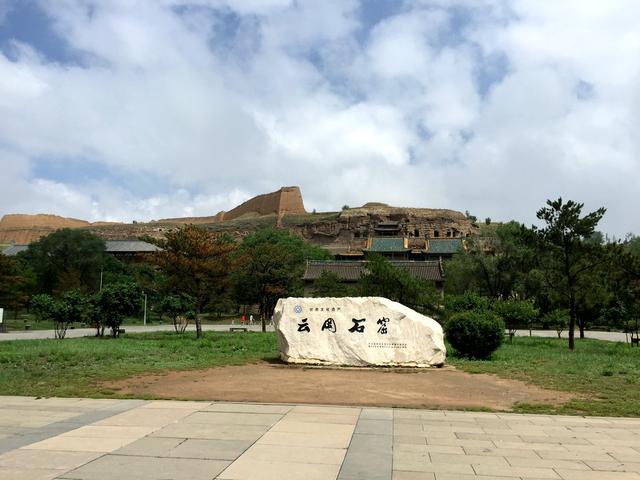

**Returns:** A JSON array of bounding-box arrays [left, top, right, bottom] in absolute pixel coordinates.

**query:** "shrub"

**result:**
[[444, 292, 490, 317], [445, 311, 505, 359], [51, 298, 73, 339]]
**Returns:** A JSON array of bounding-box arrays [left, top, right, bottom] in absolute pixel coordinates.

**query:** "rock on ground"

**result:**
[[274, 297, 446, 367]]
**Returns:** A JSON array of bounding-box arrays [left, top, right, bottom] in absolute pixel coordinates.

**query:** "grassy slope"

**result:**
[[0, 332, 638, 416], [449, 336, 640, 417]]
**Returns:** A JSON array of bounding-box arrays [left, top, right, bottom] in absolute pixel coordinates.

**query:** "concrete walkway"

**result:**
[[0, 325, 630, 343], [0, 324, 275, 341], [1, 397, 639, 479], [513, 329, 631, 343]]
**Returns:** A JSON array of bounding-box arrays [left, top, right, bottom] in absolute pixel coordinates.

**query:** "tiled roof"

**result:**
[[303, 260, 443, 282], [1, 244, 28, 256], [368, 238, 408, 252], [427, 239, 463, 254], [105, 240, 161, 253]]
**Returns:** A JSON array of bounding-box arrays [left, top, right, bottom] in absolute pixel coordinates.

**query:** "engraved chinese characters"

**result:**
[[274, 297, 446, 367], [296, 316, 391, 334], [297, 319, 310, 332], [377, 317, 389, 334], [321, 318, 336, 332], [348, 318, 366, 333]]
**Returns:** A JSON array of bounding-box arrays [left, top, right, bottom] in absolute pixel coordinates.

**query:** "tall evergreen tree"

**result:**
[[534, 198, 606, 350]]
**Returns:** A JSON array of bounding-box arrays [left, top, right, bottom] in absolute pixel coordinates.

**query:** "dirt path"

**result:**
[[105, 363, 573, 411]]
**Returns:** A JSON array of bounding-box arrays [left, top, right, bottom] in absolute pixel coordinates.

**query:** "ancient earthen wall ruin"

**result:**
[[222, 186, 306, 221]]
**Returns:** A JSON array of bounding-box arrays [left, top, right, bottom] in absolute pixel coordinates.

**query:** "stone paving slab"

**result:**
[[217, 457, 341, 480], [59, 455, 231, 480], [0, 397, 146, 455], [0, 397, 640, 479]]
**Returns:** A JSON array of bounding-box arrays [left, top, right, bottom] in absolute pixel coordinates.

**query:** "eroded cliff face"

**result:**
[[287, 204, 478, 253]]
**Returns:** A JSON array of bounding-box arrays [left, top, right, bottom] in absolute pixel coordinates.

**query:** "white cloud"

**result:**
[[0, 0, 638, 235]]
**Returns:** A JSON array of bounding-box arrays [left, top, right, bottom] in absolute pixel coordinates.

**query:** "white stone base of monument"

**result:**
[[274, 297, 446, 368]]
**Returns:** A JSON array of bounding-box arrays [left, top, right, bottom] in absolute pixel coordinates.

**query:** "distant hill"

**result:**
[[0, 214, 120, 244]]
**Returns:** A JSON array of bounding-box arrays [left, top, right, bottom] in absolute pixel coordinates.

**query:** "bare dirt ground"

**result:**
[[105, 363, 573, 411]]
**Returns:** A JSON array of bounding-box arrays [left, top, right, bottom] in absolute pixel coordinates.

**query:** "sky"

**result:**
[[0, 0, 639, 236]]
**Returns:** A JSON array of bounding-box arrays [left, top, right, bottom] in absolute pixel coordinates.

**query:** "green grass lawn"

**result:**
[[0, 332, 638, 416], [0, 331, 277, 398], [448, 336, 640, 417]]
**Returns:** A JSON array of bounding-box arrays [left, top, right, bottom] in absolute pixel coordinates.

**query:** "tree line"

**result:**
[[446, 198, 640, 350], [1, 197, 638, 349], [0, 226, 330, 338]]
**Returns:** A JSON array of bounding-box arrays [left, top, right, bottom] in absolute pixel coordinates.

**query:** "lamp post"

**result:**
[[143, 292, 147, 326]]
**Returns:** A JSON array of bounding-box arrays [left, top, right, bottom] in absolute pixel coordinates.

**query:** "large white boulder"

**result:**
[[274, 297, 446, 367]]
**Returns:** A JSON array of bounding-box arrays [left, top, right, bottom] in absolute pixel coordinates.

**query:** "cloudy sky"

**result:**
[[0, 0, 639, 235]]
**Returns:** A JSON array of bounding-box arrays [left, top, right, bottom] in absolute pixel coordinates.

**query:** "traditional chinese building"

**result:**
[[1, 240, 161, 263], [302, 259, 445, 297], [334, 233, 463, 261]]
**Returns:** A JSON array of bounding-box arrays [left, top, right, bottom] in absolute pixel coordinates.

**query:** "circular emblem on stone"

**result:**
[[294, 305, 303, 314]]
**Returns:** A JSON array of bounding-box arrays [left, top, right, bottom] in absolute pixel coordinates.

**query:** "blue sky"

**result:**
[[0, 0, 639, 235]]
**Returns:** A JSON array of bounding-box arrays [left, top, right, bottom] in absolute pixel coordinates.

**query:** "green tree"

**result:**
[[152, 225, 236, 338], [233, 228, 329, 330], [534, 198, 606, 350], [605, 245, 640, 340], [40, 290, 91, 339], [493, 299, 539, 340], [444, 291, 490, 316], [358, 255, 439, 315], [541, 309, 569, 338], [158, 294, 196, 333], [0, 254, 33, 318], [624, 234, 640, 258], [30, 294, 56, 323], [61, 289, 91, 324], [50, 298, 72, 339], [96, 282, 141, 337], [20, 229, 106, 294], [444, 222, 538, 300], [312, 270, 351, 298]]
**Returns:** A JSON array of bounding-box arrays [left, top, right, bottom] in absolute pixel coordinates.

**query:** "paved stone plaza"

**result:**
[[1, 397, 640, 479]]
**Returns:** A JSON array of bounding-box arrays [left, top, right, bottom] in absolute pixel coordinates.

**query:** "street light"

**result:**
[[143, 292, 147, 326]]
